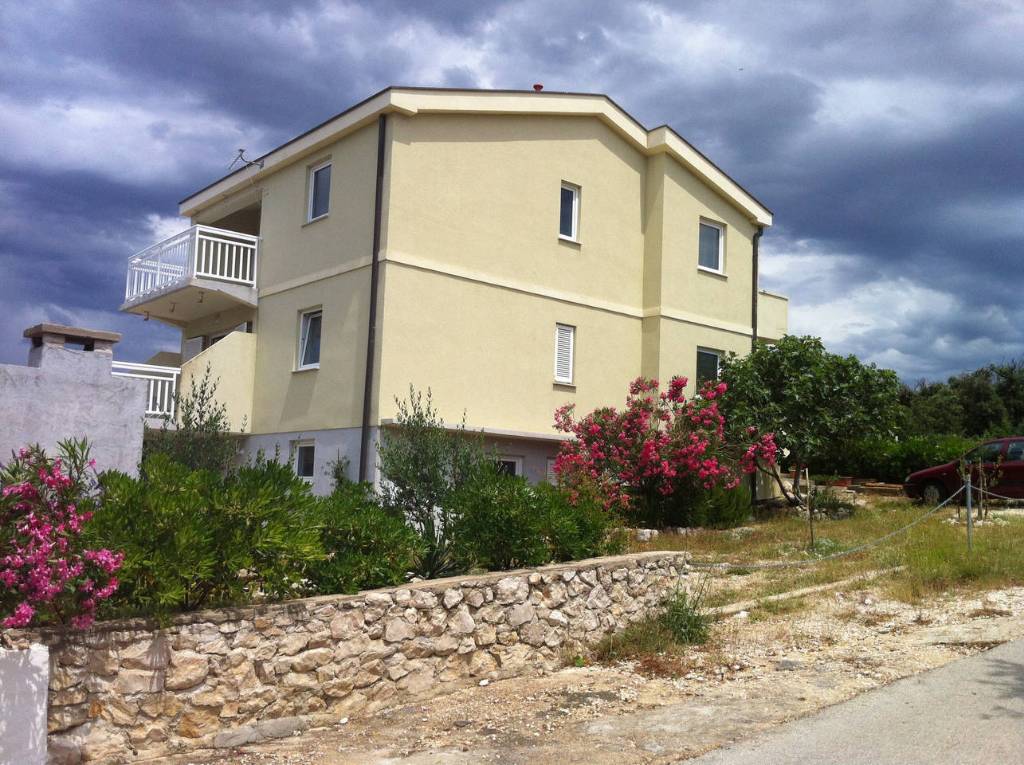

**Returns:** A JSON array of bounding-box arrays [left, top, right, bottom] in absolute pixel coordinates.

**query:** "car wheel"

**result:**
[[921, 481, 947, 507]]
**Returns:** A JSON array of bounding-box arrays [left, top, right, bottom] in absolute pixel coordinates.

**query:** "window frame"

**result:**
[[307, 160, 332, 222], [697, 219, 726, 275], [296, 308, 323, 371], [554, 323, 576, 385], [559, 182, 581, 243], [496, 455, 524, 477], [696, 347, 722, 386], [293, 440, 316, 481]]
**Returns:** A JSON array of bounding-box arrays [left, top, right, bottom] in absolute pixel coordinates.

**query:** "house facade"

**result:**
[[119, 87, 788, 493]]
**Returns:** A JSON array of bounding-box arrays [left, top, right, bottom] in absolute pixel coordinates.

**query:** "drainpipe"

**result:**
[[750, 225, 764, 352], [359, 114, 387, 482]]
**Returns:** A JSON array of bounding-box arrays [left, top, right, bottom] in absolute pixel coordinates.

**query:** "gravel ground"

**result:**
[[168, 584, 1024, 765]]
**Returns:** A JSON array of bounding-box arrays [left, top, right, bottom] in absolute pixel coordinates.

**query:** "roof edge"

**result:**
[[179, 86, 771, 226]]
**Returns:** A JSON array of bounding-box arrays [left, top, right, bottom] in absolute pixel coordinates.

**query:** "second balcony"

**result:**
[[120, 225, 259, 325]]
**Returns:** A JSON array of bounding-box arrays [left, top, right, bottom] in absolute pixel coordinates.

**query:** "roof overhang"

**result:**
[[180, 87, 773, 226]]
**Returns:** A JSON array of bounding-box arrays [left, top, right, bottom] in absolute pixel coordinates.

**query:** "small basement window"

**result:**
[[696, 348, 721, 386], [297, 309, 322, 370], [308, 161, 332, 221], [559, 182, 580, 241], [496, 456, 523, 477], [698, 220, 724, 273], [294, 442, 315, 480]]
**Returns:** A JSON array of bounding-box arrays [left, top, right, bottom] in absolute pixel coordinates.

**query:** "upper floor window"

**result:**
[[698, 220, 724, 273], [559, 182, 580, 241], [554, 323, 575, 384], [696, 348, 721, 386], [297, 309, 322, 370], [308, 161, 332, 221]]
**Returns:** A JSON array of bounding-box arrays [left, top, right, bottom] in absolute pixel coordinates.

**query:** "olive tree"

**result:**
[[719, 336, 903, 505]]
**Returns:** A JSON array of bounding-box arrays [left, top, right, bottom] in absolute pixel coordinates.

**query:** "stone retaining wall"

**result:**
[[13, 550, 692, 764]]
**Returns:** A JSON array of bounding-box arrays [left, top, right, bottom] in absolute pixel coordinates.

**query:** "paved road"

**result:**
[[685, 639, 1024, 764]]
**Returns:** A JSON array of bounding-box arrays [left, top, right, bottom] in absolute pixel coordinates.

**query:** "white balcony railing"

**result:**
[[111, 362, 180, 418], [124, 225, 259, 302]]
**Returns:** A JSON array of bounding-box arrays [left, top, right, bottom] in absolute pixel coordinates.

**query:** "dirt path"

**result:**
[[177, 585, 1024, 765]]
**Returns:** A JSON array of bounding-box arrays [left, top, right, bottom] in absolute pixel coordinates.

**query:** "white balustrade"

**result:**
[[111, 362, 180, 417], [124, 225, 259, 302]]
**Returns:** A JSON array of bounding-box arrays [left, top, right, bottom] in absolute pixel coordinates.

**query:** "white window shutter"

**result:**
[[554, 324, 575, 384]]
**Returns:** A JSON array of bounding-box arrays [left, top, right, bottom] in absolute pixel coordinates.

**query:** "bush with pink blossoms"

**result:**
[[553, 376, 777, 527], [0, 440, 122, 633]]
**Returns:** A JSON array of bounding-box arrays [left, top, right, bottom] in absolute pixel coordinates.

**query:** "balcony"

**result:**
[[757, 290, 789, 342], [111, 361, 180, 420], [178, 331, 256, 433], [120, 225, 259, 325]]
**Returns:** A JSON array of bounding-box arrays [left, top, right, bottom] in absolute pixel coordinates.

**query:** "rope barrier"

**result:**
[[974, 486, 1023, 503], [688, 484, 967, 571]]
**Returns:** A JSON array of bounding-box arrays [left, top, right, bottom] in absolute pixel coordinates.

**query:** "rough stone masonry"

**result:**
[[10, 550, 692, 764]]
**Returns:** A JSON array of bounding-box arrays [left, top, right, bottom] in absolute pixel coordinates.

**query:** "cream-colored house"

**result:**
[[118, 87, 788, 493]]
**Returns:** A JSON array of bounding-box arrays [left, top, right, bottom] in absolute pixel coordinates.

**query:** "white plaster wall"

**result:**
[[0, 644, 49, 765], [0, 347, 146, 474]]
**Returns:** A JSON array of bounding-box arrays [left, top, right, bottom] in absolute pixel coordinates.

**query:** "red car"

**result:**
[[903, 437, 1024, 505]]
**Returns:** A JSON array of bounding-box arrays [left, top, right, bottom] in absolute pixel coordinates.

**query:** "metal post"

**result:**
[[966, 473, 973, 553]]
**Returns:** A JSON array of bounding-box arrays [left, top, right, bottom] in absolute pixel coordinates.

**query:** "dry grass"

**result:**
[[634, 497, 1024, 605]]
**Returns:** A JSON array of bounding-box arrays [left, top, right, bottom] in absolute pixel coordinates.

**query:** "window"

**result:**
[[293, 441, 315, 480], [297, 309, 322, 369], [308, 161, 332, 221], [965, 441, 1004, 464], [559, 182, 580, 241], [496, 456, 523, 477], [696, 348, 721, 385], [546, 458, 557, 484], [1007, 440, 1024, 462], [554, 323, 575, 384], [698, 220, 724, 272]]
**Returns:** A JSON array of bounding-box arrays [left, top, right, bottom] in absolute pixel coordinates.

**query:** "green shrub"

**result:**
[[534, 482, 626, 561], [91, 455, 322, 617], [450, 473, 626, 573], [697, 483, 753, 529], [377, 387, 494, 578], [308, 482, 422, 594], [817, 434, 976, 483], [648, 482, 751, 529], [451, 470, 550, 571], [144, 363, 242, 474]]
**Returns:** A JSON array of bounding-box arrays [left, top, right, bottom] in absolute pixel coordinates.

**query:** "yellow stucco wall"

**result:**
[[758, 291, 789, 342], [385, 114, 645, 310], [248, 268, 372, 433], [178, 331, 256, 433], [376, 265, 641, 434]]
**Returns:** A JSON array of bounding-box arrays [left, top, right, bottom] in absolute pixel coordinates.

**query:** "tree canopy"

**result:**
[[719, 335, 904, 501]]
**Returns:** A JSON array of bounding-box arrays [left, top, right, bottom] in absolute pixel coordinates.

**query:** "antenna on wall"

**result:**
[[228, 148, 264, 171]]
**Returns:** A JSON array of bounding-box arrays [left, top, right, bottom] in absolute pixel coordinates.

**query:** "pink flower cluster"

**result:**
[[553, 376, 777, 514], [1, 448, 122, 630]]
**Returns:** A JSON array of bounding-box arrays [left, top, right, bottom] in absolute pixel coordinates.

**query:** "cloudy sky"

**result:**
[[1, 0, 1021, 381]]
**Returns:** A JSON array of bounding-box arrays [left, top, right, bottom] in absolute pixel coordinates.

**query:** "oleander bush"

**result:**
[[0, 441, 122, 630], [91, 455, 322, 617], [306, 480, 422, 595]]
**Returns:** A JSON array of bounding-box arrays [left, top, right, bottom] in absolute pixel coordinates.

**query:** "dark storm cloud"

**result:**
[[1, 0, 1022, 380]]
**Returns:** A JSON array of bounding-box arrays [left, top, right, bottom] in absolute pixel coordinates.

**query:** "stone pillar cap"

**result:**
[[23, 323, 122, 344]]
